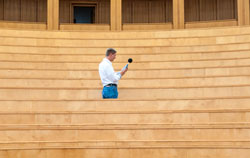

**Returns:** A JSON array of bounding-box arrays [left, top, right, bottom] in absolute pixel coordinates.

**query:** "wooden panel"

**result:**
[[200, 0, 217, 21], [0, 21, 47, 29], [184, 0, 199, 22], [59, 0, 70, 23], [4, 0, 21, 21], [98, 0, 110, 24], [60, 24, 110, 30], [217, 0, 236, 20], [37, 0, 47, 22], [185, 19, 237, 28], [123, 23, 172, 30], [165, 0, 173, 22], [0, 0, 3, 20], [21, 0, 37, 22], [116, 0, 122, 30], [53, 0, 59, 30], [179, 0, 184, 28], [110, 0, 116, 30], [149, 0, 165, 23], [238, 0, 249, 26], [123, 0, 172, 24], [1, 0, 46, 22], [122, 0, 132, 23], [185, 0, 237, 22], [133, 0, 149, 23], [48, 0, 59, 30]]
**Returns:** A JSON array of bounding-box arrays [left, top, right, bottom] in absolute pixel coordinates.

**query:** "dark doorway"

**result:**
[[73, 6, 95, 23]]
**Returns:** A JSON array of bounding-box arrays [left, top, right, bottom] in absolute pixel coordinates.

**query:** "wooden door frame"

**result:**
[[70, 1, 98, 23]]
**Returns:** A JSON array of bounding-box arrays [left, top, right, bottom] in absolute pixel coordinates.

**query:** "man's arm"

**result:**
[[120, 68, 128, 76]]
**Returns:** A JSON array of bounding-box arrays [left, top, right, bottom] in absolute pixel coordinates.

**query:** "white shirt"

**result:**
[[99, 58, 121, 86]]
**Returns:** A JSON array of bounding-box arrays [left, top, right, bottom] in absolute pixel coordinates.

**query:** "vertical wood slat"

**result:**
[[37, 0, 47, 22], [184, 0, 199, 22], [217, 0, 235, 20], [173, 0, 178, 28], [200, 0, 217, 21], [133, 0, 149, 23], [99, 0, 110, 24], [166, 0, 173, 22], [122, 0, 132, 23], [185, 0, 237, 22], [21, 0, 37, 22], [179, 0, 184, 28], [0, 0, 3, 20], [47, 0, 59, 30], [110, 0, 116, 30], [123, 0, 173, 24], [149, 0, 165, 23], [1, 0, 46, 22], [53, 0, 59, 29], [173, 0, 184, 29], [4, 0, 21, 21], [237, 0, 250, 25], [116, 0, 122, 30], [59, 0, 70, 23]]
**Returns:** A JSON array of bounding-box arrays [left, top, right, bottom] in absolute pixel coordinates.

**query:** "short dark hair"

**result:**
[[106, 48, 117, 56]]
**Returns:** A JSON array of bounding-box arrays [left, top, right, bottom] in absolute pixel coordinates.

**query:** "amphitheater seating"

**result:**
[[0, 26, 250, 157]]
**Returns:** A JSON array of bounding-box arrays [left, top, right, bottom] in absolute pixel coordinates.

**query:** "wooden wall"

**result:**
[[0, 0, 4, 20], [0, 0, 239, 25], [59, 0, 110, 24], [0, 0, 47, 22], [185, 0, 237, 22], [122, 0, 173, 23], [60, 0, 172, 24]]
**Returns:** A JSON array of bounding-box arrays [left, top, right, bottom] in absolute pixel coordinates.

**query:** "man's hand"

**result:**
[[121, 68, 128, 76]]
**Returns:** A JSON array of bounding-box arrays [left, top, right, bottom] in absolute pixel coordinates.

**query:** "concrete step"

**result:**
[[0, 125, 248, 141], [1, 76, 250, 89], [1, 50, 250, 62], [0, 111, 249, 124], [0, 37, 216, 47], [1, 58, 250, 70], [0, 140, 249, 150], [0, 147, 249, 158], [0, 86, 250, 100], [1, 43, 250, 55], [1, 26, 250, 39], [1, 98, 250, 112], [1, 67, 250, 79], [1, 33, 250, 47]]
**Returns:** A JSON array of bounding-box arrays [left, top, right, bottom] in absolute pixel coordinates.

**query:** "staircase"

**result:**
[[0, 26, 250, 158]]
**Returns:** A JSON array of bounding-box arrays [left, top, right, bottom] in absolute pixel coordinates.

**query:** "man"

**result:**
[[99, 48, 128, 99]]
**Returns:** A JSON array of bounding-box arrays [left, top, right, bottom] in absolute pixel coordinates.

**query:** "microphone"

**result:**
[[128, 58, 133, 63], [122, 58, 133, 71]]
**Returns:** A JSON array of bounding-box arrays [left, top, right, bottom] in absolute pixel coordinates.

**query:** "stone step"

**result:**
[[1, 26, 250, 39], [0, 32, 250, 47], [1, 43, 250, 55], [0, 86, 249, 100], [0, 147, 249, 158], [0, 37, 215, 47], [1, 50, 250, 62], [0, 125, 248, 141], [1, 67, 250, 79], [0, 58, 249, 70], [0, 111, 248, 124], [0, 98, 250, 112], [0, 140, 249, 150], [0, 76, 250, 89]]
